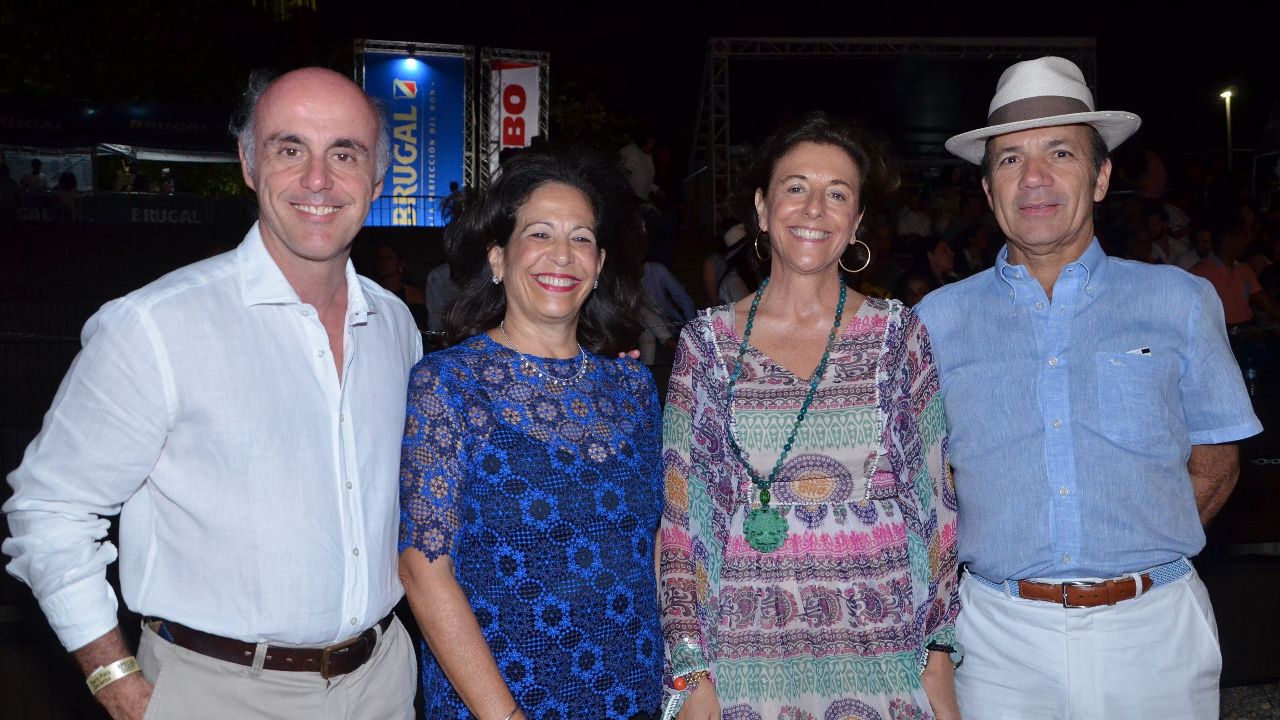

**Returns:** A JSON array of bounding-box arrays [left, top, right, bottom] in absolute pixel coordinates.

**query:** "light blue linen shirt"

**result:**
[[916, 239, 1261, 582]]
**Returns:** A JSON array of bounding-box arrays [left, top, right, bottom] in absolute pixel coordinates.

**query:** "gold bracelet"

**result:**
[[86, 656, 141, 695]]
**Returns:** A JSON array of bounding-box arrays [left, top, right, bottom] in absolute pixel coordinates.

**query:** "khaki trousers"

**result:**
[[136, 616, 416, 720]]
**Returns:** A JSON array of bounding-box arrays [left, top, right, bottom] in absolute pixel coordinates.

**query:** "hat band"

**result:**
[[987, 95, 1092, 126]]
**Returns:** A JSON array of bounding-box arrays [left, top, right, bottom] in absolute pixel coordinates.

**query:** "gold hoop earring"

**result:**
[[839, 239, 872, 274], [754, 231, 769, 262]]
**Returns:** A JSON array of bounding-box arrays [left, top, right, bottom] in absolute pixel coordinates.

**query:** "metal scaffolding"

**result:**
[[478, 48, 551, 190], [354, 39, 477, 193], [696, 37, 1097, 233]]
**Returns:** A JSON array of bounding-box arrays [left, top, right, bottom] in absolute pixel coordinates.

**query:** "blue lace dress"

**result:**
[[399, 334, 664, 719]]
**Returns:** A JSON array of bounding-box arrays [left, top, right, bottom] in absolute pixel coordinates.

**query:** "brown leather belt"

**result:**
[[144, 614, 394, 679], [1017, 573, 1154, 608]]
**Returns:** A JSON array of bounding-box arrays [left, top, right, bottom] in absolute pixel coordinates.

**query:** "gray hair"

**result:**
[[229, 69, 392, 180]]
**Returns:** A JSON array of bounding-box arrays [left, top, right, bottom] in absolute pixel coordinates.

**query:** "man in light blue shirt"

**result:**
[[916, 57, 1260, 719]]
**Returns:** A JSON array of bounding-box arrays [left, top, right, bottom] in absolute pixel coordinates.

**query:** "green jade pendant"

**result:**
[[728, 276, 846, 553], [743, 505, 788, 552]]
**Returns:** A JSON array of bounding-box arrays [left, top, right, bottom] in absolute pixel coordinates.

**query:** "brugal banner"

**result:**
[[487, 60, 541, 176], [363, 49, 466, 227]]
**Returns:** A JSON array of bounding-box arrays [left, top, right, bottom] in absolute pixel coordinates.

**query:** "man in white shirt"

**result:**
[[3, 67, 422, 720]]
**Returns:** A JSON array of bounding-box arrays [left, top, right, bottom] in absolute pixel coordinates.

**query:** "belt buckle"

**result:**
[[319, 635, 361, 679], [1060, 580, 1096, 608]]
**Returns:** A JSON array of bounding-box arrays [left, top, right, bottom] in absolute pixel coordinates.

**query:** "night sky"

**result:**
[[6, 1, 1278, 176], [326, 0, 1279, 173]]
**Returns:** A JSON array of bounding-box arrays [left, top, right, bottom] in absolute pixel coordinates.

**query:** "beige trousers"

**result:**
[[136, 617, 416, 720]]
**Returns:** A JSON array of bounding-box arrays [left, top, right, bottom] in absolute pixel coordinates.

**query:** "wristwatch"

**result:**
[[926, 641, 965, 669]]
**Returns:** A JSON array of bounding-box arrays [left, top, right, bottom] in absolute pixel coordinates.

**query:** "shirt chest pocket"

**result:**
[[1094, 351, 1176, 445]]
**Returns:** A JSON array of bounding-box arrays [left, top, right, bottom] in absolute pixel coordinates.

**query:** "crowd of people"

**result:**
[[1, 55, 1267, 720]]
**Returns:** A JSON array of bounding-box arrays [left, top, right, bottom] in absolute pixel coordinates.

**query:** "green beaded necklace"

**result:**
[[726, 275, 846, 553]]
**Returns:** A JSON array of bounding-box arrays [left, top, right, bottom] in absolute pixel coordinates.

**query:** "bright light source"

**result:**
[[403, 57, 420, 69], [1220, 90, 1233, 99]]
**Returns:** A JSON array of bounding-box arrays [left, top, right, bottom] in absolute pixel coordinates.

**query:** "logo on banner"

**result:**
[[393, 79, 417, 99]]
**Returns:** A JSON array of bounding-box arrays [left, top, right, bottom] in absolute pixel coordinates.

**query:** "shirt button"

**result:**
[[300, 308, 313, 316], [318, 350, 327, 358], [1061, 554, 1071, 564], [346, 481, 353, 490], [1035, 302, 1044, 310], [1085, 286, 1093, 295], [339, 413, 345, 423], [1059, 486, 1069, 496], [352, 547, 359, 556], [350, 617, 358, 626], [1048, 357, 1059, 367], [1053, 419, 1063, 429]]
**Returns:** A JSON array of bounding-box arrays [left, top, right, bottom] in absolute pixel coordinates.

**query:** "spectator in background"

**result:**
[[441, 181, 467, 224], [114, 160, 134, 191], [1146, 206, 1196, 269], [160, 168, 176, 195], [21, 158, 48, 192], [894, 270, 935, 307], [373, 243, 428, 330], [1137, 147, 1167, 208], [941, 193, 988, 244], [639, 251, 697, 365], [923, 236, 961, 287], [955, 223, 996, 276], [424, 263, 459, 338], [129, 164, 150, 192], [0, 163, 18, 222], [53, 171, 82, 221], [897, 188, 932, 237], [1189, 227, 1280, 327], [618, 131, 657, 200], [857, 223, 901, 298], [702, 223, 758, 306]]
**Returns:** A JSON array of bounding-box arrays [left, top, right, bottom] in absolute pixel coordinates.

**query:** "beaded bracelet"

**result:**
[[671, 669, 712, 691], [86, 656, 141, 695]]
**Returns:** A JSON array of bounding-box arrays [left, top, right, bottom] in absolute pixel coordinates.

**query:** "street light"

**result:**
[[1220, 89, 1234, 172]]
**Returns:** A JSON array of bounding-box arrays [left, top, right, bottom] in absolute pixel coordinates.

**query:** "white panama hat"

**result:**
[[945, 56, 1142, 165]]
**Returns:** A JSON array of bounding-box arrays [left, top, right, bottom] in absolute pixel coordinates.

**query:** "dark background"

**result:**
[[4, 1, 1277, 172], [4, 1, 1280, 718]]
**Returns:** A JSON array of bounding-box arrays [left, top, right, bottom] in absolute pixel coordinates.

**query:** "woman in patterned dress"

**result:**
[[398, 148, 664, 719], [659, 113, 961, 720]]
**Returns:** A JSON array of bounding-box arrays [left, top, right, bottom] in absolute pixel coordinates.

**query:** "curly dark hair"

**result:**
[[444, 146, 646, 356], [740, 111, 900, 256]]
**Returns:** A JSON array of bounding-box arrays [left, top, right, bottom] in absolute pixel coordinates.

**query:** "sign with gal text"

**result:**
[[363, 49, 466, 227]]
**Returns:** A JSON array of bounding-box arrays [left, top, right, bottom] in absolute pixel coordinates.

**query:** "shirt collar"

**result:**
[[995, 237, 1107, 302], [236, 222, 373, 323]]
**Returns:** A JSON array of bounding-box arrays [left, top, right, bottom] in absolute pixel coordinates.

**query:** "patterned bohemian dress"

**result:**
[[658, 299, 959, 720], [400, 334, 664, 719]]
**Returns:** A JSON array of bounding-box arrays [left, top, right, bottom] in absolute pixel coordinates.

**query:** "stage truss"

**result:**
[[695, 37, 1098, 233]]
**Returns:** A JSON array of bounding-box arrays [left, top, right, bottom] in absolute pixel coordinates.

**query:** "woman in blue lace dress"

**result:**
[[398, 148, 663, 720]]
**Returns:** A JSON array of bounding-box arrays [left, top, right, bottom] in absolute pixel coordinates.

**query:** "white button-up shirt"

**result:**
[[3, 224, 423, 650]]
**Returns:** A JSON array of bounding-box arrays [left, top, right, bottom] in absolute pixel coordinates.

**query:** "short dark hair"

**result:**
[[742, 111, 899, 233], [445, 146, 646, 356], [980, 124, 1109, 182]]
